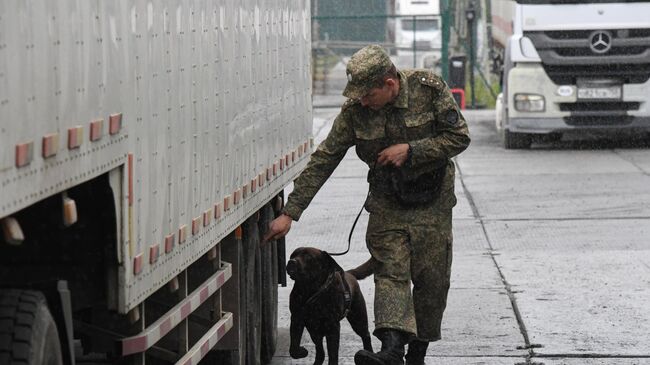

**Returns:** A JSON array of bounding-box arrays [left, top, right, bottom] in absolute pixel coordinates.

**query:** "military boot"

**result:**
[[354, 329, 409, 365], [404, 340, 428, 365]]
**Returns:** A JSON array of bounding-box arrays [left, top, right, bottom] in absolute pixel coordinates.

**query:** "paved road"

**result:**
[[271, 106, 650, 365]]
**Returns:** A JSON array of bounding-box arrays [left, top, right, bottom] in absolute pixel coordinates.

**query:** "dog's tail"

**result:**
[[346, 257, 376, 280]]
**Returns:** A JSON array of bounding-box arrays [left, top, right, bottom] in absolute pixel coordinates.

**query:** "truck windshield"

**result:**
[[517, 0, 648, 3], [401, 19, 439, 31]]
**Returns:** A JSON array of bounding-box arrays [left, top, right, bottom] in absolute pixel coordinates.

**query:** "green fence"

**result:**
[[312, 14, 444, 95], [311, 3, 499, 108]]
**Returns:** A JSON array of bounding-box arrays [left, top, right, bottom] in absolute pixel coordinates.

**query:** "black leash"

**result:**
[[328, 189, 370, 257], [328, 161, 376, 257]]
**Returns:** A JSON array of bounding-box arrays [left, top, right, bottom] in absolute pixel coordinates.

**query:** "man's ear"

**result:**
[[384, 77, 397, 89]]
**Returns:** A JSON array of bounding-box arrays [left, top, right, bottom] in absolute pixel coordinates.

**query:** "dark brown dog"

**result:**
[[287, 247, 374, 365]]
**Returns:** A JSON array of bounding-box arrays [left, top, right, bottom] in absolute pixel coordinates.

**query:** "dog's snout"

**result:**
[[286, 259, 298, 276]]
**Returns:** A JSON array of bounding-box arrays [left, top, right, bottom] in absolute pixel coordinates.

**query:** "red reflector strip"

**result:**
[[242, 184, 249, 199], [120, 264, 233, 356], [42, 133, 59, 158], [233, 189, 241, 205], [214, 203, 222, 220], [266, 167, 272, 181], [133, 254, 143, 275], [67, 126, 83, 149], [165, 233, 175, 253], [149, 244, 159, 264], [285, 154, 290, 166], [250, 178, 257, 192], [273, 162, 278, 176], [109, 113, 122, 135], [178, 225, 187, 244], [258, 172, 265, 187], [63, 197, 78, 227], [207, 247, 217, 261], [298, 145, 303, 157], [176, 312, 234, 365], [235, 226, 243, 240], [292, 151, 296, 162], [15, 142, 34, 168], [192, 217, 201, 235], [1, 217, 24, 244], [304, 141, 309, 152], [168, 276, 180, 292], [279, 158, 284, 170], [128, 154, 134, 206], [223, 196, 231, 211], [90, 119, 104, 142], [203, 209, 212, 227]]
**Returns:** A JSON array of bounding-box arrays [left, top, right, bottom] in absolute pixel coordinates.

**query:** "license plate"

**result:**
[[577, 85, 622, 100]]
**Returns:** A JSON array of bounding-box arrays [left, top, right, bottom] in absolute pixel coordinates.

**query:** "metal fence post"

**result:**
[[441, 0, 450, 81], [412, 15, 417, 68]]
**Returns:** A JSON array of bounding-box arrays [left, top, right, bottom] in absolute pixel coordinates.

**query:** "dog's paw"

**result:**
[[289, 346, 308, 359]]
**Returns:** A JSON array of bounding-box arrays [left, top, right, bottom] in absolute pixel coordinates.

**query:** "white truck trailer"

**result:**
[[394, 0, 442, 70], [0, 1, 312, 364], [492, 0, 650, 148]]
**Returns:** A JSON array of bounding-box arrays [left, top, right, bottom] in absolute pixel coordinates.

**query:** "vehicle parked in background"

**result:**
[[394, 0, 442, 70], [492, 0, 650, 148], [0, 1, 312, 364]]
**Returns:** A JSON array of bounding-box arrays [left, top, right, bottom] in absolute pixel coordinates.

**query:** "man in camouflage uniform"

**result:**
[[264, 45, 470, 365]]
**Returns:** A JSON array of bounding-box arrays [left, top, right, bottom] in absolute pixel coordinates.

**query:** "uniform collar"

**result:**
[[392, 71, 409, 109]]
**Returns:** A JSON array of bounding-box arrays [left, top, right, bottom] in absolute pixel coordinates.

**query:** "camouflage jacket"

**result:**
[[283, 70, 470, 220]]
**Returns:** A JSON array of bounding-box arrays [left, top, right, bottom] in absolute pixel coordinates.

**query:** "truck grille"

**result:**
[[559, 102, 640, 113], [564, 116, 634, 126], [525, 29, 650, 84], [561, 102, 640, 126]]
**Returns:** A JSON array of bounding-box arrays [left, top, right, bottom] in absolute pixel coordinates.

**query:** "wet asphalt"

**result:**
[[270, 98, 650, 365]]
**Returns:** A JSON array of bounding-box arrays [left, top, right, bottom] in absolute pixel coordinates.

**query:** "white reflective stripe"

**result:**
[[176, 312, 234, 365], [120, 262, 232, 355]]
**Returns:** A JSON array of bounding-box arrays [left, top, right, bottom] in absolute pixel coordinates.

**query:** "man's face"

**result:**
[[359, 80, 394, 110]]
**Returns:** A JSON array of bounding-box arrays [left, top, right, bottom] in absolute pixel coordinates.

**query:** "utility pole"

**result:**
[[441, 0, 450, 81], [465, 1, 476, 109]]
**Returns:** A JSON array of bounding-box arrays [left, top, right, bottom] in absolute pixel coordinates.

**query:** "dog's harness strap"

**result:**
[[303, 261, 353, 320], [335, 263, 353, 320], [304, 272, 336, 308]]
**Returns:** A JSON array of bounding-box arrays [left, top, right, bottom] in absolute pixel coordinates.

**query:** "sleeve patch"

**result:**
[[446, 110, 459, 125]]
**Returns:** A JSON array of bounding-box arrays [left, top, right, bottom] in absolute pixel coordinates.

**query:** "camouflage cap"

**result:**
[[342, 45, 394, 99]]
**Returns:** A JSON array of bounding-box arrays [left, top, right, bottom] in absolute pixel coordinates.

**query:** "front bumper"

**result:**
[[506, 63, 650, 134], [509, 116, 650, 134]]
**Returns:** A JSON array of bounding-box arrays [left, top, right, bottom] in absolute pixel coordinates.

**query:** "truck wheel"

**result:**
[[242, 217, 262, 365], [259, 205, 278, 364], [502, 129, 532, 149], [0, 290, 63, 365]]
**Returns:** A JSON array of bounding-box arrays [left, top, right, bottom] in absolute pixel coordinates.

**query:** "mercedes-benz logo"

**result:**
[[589, 30, 612, 54]]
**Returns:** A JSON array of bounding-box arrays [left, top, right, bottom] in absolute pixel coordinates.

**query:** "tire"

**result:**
[[259, 205, 278, 364], [502, 129, 532, 149], [242, 217, 262, 365], [0, 290, 63, 365]]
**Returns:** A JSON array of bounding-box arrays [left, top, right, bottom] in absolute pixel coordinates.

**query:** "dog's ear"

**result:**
[[320, 251, 339, 271]]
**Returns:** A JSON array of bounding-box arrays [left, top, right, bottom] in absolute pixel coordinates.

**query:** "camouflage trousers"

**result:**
[[365, 194, 453, 341]]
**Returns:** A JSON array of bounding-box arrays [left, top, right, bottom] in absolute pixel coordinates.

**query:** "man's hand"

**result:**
[[377, 143, 410, 167], [262, 213, 292, 245]]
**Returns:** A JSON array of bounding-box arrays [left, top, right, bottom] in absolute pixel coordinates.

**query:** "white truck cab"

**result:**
[[394, 0, 442, 70], [493, 0, 650, 148]]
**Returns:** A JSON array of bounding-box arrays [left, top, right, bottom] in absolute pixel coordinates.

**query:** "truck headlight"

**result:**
[[514, 94, 545, 112]]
